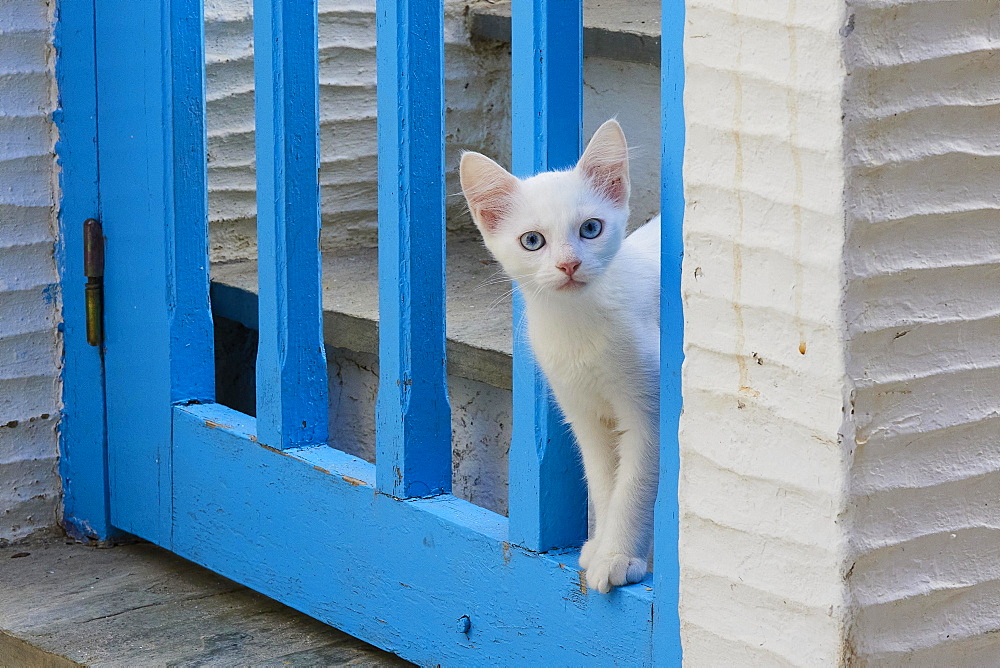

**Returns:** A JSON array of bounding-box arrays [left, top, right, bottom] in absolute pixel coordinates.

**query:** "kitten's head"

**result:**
[[460, 119, 630, 296]]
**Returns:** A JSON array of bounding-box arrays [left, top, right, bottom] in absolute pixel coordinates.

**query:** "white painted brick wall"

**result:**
[[681, 1, 851, 662], [682, 0, 1000, 664], [0, 0, 62, 542], [844, 0, 1000, 662]]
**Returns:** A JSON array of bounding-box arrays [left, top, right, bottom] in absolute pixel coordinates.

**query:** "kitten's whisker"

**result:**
[[475, 275, 513, 289], [529, 282, 548, 302], [487, 287, 518, 311], [474, 269, 536, 293], [513, 312, 531, 343], [485, 268, 508, 280]]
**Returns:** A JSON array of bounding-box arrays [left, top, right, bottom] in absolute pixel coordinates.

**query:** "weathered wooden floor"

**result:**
[[0, 533, 412, 667]]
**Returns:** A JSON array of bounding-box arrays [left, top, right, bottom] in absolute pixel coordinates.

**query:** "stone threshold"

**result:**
[[0, 534, 411, 667], [469, 0, 661, 66], [211, 237, 514, 392]]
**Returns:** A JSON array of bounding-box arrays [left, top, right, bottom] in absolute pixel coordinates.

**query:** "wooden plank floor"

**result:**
[[0, 533, 411, 667]]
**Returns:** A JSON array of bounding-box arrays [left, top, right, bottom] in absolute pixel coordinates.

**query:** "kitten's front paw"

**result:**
[[579, 538, 601, 570], [585, 553, 647, 594]]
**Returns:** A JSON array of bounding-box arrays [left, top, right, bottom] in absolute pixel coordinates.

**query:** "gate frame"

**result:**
[[54, 0, 685, 663]]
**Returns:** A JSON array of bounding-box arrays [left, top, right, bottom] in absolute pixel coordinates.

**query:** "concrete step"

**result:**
[[469, 0, 661, 66], [211, 236, 513, 393], [0, 533, 411, 667]]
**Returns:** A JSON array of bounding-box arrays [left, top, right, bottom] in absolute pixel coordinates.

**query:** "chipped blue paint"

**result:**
[[654, 0, 685, 662], [375, 0, 451, 497], [253, 0, 329, 450], [508, 0, 589, 553]]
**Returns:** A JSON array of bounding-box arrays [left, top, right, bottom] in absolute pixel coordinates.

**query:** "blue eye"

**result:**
[[520, 231, 545, 251], [580, 218, 603, 239]]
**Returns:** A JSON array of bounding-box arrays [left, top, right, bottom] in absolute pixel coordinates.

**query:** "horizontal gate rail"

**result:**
[[173, 402, 654, 664], [375, 0, 452, 499], [254, 0, 329, 450], [507, 0, 589, 554]]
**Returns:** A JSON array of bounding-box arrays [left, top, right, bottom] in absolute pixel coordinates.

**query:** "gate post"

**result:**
[[94, 0, 214, 545], [55, 0, 119, 542], [653, 0, 685, 662]]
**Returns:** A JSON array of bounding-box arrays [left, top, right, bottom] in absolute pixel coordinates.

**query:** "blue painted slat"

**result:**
[[172, 402, 654, 666], [253, 0, 329, 449], [375, 0, 451, 497], [95, 0, 214, 544], [508, 0, 588, 552], [654, 0, 685, 662], [54, 0, 121, 542], [168, 0, 216, 406]]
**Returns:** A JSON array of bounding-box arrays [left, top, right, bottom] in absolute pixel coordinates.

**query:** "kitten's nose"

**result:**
[[557, 260, 581, 277]]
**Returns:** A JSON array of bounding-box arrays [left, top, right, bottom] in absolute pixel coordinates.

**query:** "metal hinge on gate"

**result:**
[[83, 218, 104, 346]]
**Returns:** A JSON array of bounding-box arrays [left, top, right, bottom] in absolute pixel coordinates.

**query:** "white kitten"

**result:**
[[460, 120, 660, 593]]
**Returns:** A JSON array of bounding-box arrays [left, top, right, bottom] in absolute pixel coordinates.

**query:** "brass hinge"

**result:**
[[83, 218, 104, 346]]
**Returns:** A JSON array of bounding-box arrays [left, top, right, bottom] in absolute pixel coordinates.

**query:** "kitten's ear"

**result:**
[[576, 119, 630, 207], [460, 152, 519, 235]]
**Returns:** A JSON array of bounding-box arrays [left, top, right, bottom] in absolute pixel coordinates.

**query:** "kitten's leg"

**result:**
[[585, 401, 659, 594], [559, 403, 617, 571]]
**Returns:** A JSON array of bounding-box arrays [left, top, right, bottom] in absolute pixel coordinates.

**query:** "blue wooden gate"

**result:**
[[56, 0, 685, 664]]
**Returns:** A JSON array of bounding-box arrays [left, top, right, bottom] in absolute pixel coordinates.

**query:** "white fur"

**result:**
[[460, 120, 660, 593]]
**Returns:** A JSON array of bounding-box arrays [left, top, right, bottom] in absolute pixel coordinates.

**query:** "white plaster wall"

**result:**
[[680, 1, 851, 663], [0, 0, 62, 542], [843, 1, 1000, 662]]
